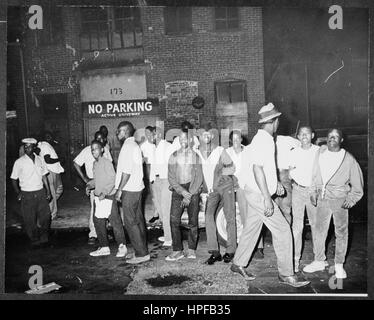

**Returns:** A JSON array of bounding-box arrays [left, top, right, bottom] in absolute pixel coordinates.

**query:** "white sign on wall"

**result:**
[[80, 73, 147, 102]]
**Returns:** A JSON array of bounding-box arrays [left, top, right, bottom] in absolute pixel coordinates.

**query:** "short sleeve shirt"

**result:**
[[115, 137, 145, 192], [240, 129, 277, 195], [289, 144, 320, 187], [275, 135, 301, 170], [140, 140, 156, 164], [38, 141, 65, 174], [11, 154, 48, 192], [93, 156, 116, 196], [74, 145, 112, 179]]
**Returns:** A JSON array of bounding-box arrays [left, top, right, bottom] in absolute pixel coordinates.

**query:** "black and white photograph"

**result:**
[[1, 0, 372, 302]]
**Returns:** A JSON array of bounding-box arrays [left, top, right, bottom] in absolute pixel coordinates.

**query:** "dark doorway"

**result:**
[[40, 93, 72, 186]]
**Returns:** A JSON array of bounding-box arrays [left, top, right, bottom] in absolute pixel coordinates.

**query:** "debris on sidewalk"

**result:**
[[25, 282, 62, 294]]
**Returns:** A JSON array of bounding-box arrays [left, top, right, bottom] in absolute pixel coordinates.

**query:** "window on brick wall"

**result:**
[[80, 7, 142, 51], [37, 6, 64, 45], [214, 7, 239, 31], [164, 7, 192, 35], [215, 80, 246, 104]]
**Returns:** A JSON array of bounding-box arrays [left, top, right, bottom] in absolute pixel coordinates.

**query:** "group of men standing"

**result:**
[[11, 102, 364, 288]]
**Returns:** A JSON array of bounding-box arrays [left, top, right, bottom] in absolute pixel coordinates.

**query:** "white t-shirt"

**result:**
[[196, 146, 224, 192], [319, 149, 346, 185], [226, 146, 244, 178], [115, 137, 145, 192], [239, 129, 277, 195], [150, 140, 173, 182], [289, 144, 320, 187], [11, 154, 49, 192], [38, 141, 65, 174], [140, 140, 156, 165], [74, 145, 112, 179], [275, 135, 301, 170]]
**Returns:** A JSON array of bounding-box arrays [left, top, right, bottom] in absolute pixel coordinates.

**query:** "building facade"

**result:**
[[7, 4, 266, 183]]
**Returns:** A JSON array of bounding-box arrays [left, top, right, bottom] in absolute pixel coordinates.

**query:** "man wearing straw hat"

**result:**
[[231, 103, 310, 288], [11, 138, 52, 246]]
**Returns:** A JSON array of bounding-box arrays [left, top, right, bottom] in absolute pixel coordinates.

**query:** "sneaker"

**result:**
[[116, 244, 128, 258], [149, 216, 160, 224], [162, 240, 172, 247], [165, 251, 185, 261], [187, 249, 196, 259], [278, 274, 310, 288], [158, 236, 165, 242], [90, 247, 110, 257], [126, 254, 151, 264], [335, 264, 347, 279], [303, 260, 326, 273]]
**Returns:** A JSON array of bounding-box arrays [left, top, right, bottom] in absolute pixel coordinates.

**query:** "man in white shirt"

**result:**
[[11, 138, 52, 246], [73, 131, 113, 244], [114, 121, 150, 264], [289, 126, 320, 273], [140, 126, 159, 223], [274, 134, 300, 224], [195, 123, 225, 265], [231, 131, 266, 260], [38, 132, 65, 220], [150, 126, 174, 246], [232, 103, 309, 288]]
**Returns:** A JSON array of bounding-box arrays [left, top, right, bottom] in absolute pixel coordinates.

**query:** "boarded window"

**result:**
[[215, 80, 246, 104], [215, 7, 239, 31], [164, 7, 192, 35]]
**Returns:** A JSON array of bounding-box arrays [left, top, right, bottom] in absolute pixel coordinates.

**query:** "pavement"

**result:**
[[5, 187, 367, 295]]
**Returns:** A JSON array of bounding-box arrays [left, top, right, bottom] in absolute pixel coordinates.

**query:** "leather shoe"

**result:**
[[230, 264, 256, 280], [205, 254, 222, 265], [223, 253, 235, 263], [278, 274, 310, 288]]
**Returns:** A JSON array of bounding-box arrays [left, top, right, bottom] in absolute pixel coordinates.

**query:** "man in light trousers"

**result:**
[[150, 126, 174, 246], [232, 103, 310, 288]]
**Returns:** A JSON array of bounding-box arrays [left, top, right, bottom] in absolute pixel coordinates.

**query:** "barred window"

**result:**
[[80, 7, 142, 51], [215, 7, 239, 31], [164, 7, 192, 35]]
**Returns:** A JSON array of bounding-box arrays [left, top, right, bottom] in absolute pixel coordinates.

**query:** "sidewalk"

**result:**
[[6, 188, 157, 230]]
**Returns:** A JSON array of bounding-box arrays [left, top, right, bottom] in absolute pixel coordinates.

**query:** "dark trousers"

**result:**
[[206, 178, 237, 254], [170, 183, 200, 251], [93, 199, 126, 247], [21, 189, 51, 242], [121, 190, 148, 257]]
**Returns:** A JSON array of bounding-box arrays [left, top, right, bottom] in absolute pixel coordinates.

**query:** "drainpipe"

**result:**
[[19, 43, 29, 136]]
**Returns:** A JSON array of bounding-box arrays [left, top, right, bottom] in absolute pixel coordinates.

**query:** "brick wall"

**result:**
[[15, 5, 266, 161], [142, 6, 265, 140], [21, 5, 84, 155]]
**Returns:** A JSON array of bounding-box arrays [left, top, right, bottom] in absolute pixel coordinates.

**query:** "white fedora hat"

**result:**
[[258, 103, 282, 123]]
